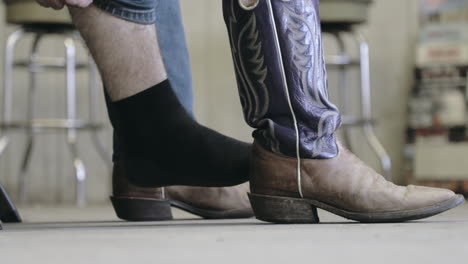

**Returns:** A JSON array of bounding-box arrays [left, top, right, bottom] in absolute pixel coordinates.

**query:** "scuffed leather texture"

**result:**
[[112, 162, 165, 199], [166, 184, 251, 212], [223, 0, 341, 159], [250, 142, 457, 213], [113, 162, 252, 213]]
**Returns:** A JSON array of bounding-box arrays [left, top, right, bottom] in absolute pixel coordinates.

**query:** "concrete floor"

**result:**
[[1, 202, 467, 264]]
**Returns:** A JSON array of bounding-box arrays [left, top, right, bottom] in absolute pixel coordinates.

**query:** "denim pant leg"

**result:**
[[93, 0, 157, 24], [155, 0, 194, 114]]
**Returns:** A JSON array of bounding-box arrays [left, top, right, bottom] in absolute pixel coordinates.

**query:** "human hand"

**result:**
[[36, 0, 93, 10]]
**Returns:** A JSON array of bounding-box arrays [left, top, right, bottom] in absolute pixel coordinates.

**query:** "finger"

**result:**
[[65, 0, 93, 8], [36, 0, 52, 8], [36, 0, 65, 9], [50, 0, 66, 10]]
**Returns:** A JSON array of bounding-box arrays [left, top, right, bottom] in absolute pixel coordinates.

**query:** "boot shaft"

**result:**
[[224, 0, 341, 159]]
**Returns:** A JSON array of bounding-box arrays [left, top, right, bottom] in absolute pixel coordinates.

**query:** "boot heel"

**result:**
[[110, 196, 173, 221], [248, 193, 320, 224]]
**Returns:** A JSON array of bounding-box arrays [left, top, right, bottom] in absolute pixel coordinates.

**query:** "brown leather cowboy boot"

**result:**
[[223, 0, 464, 223], [99, 0, 253, 221], [111, 163, 253, 221], [166, 185, 252, 219], [105, 85, 253, 221], [249, 141, 463, 223]]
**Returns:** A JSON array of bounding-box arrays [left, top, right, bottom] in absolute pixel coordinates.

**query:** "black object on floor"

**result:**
[[0, 183, 22, 225]]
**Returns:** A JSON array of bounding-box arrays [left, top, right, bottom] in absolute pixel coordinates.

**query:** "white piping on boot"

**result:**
[[266, 0, 303, 198]]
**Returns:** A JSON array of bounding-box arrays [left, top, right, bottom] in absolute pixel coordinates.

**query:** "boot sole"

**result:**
[[248, 193, 465, 224], [110, 196, 254, 221], [169, 199, 254, 219], [110, 196, 173, 221]]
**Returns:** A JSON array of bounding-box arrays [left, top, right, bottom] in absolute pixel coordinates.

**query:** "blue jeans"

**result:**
[[94, 0, 158, 24], [153, 0, 194, 113]]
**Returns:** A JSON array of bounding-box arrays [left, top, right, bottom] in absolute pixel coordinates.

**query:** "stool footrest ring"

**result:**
[[0, 119, 104, 131], [341, 116, 376, 126]]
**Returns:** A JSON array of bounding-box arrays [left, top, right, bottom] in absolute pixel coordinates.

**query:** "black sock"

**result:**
[[110, 80, 251, 187]]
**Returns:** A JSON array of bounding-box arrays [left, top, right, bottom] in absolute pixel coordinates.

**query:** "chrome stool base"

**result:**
[[0, 25, 110, 206]]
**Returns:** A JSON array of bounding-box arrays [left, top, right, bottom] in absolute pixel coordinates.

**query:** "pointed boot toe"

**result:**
[[407, 185, 456, 206], [400, 186, 464, 219]]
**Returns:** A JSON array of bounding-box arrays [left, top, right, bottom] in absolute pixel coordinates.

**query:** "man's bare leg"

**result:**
[[67, 4, 250, 188], [69, 6, 167, 101], [34, 0, 253, 221]]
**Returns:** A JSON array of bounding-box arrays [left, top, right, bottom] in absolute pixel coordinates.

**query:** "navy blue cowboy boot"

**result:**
[[224, 0, 464, 223]]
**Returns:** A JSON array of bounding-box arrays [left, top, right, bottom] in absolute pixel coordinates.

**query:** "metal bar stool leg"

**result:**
[[64, 36, 87, 207], [332, 31, 354, 151], [18, 33, 43, 203], [354, 30, 393, 181], [0, 28, 25, 157]]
